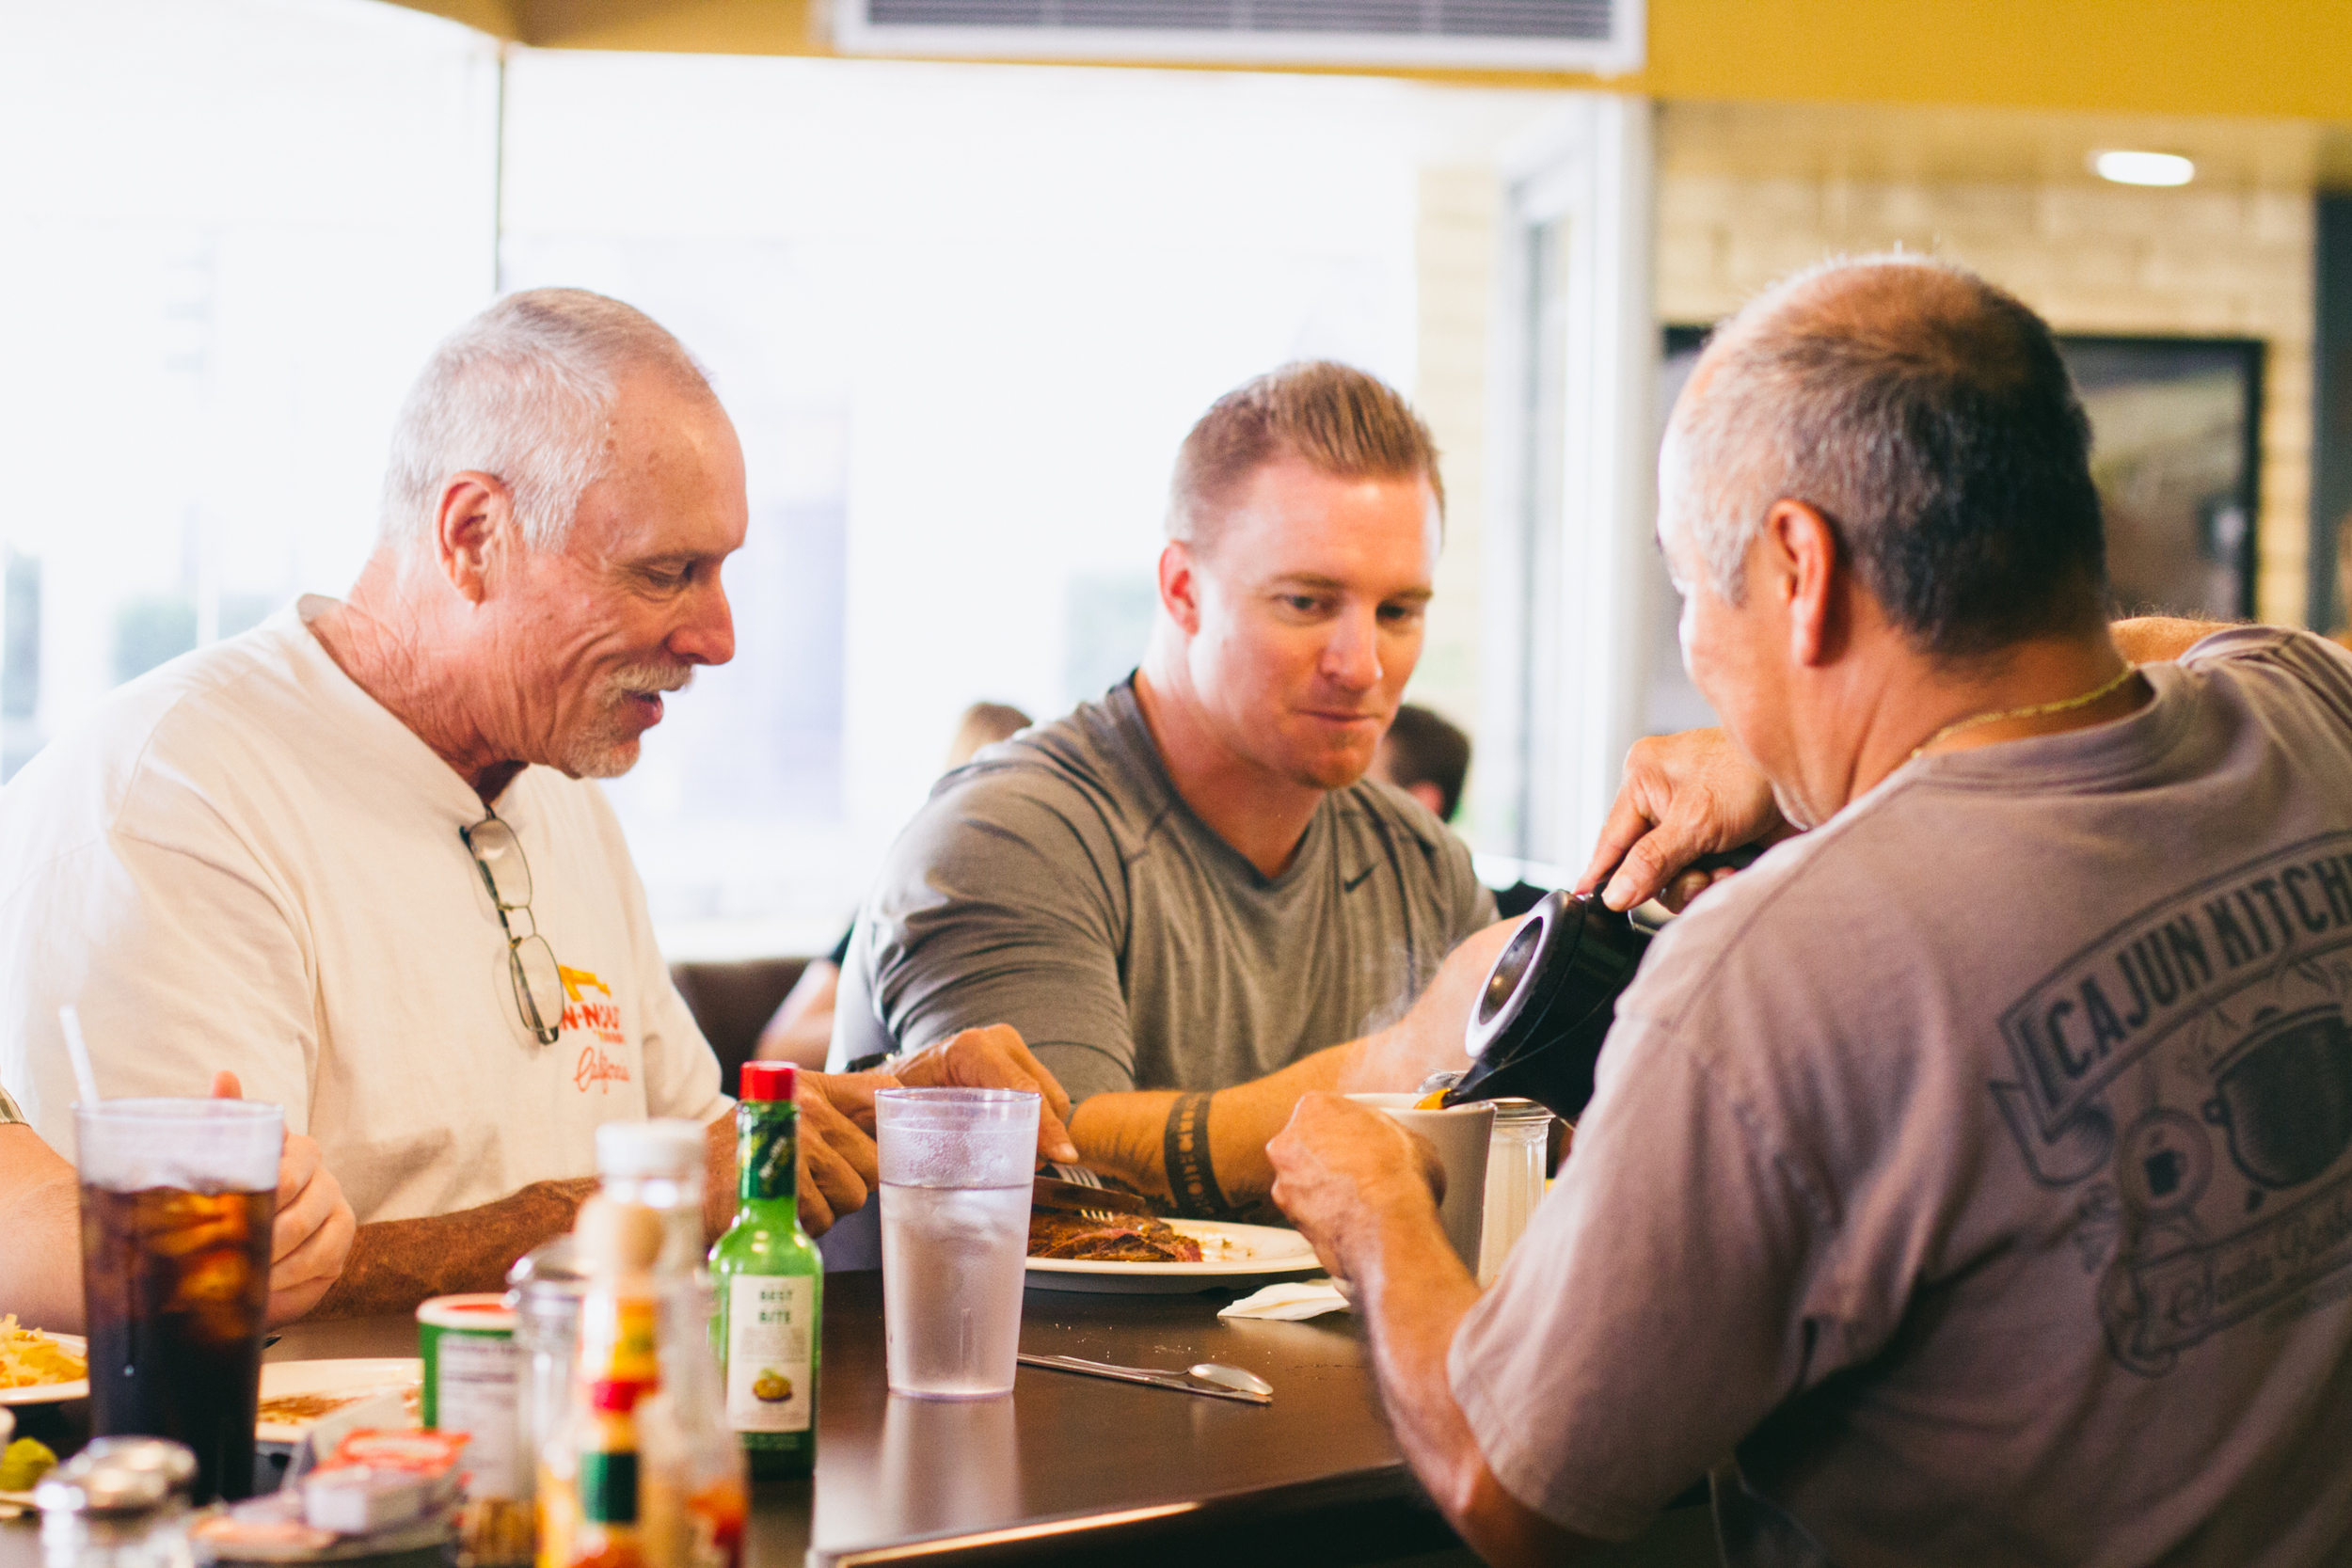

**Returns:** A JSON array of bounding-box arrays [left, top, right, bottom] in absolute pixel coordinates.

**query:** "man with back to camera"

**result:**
[[1265, 255, 2352, 1566], [0, 289, 1069, 1316], [833, 362, 1514, 1218]]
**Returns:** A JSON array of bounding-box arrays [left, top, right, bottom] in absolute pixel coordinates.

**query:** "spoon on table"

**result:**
[[1017, 1353, 1273, 1402], [1187, 1362, 1274, 1397]]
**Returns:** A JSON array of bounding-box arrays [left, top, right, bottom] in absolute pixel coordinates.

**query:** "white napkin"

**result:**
[[1218, 1277, 1351, 1321]]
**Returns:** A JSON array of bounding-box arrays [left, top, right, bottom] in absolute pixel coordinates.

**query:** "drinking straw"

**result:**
[[57, 1004, 101, 1106]]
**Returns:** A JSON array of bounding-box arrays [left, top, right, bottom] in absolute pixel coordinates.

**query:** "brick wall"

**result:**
[[1410, 164, 1501, 745], [1657, 168, 2317, 625]]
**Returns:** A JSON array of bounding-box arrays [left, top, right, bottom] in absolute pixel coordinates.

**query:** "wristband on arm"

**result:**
[[1162, 1091, 1228, 1218]]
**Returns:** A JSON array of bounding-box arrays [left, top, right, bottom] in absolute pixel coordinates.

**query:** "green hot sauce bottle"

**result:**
[[709, 1061, 822, 1480]]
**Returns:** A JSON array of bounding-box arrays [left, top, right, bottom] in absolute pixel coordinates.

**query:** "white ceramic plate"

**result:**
[[254, 1358, 421, 1445], [1025, 1219, 1322, 1294], [0, 1333, 87, 1404]]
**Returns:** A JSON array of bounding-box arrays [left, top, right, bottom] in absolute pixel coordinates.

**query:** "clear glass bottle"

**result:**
[[510, 1237, 588, 1520], [539, 1197, 668, 1568], [635, 1275, 748, 1568], [595, 1120, 708, 1281], [1477, 1099, 1555, 1286], [708, 1062, 821, 1481]]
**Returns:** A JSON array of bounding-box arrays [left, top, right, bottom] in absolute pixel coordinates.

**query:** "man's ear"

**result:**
[[1763, 499, 1844, 668], [435, 472, 516, 605], [1157, 541, 1203, 638]]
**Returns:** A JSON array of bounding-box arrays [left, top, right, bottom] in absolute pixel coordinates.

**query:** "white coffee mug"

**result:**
[[1344, 1093, 1495, 1271]]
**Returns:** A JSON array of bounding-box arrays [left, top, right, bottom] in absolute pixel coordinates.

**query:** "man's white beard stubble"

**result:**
[[559, 662, 695, 779]]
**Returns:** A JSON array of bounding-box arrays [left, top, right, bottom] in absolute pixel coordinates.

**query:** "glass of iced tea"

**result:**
[[76, 1098, 281, 1504]]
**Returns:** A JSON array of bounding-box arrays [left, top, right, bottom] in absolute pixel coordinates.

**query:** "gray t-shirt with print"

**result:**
[[1449, 627, 2352, 1567], [831, 679, 1496, 1101]]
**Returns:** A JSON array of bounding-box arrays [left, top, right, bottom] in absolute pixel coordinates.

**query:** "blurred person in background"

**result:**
[[833, 362, 1513, 1231], [1371, 703, 1550, 919], [0, 1072, 354, 1329], [1270, 255, 2352, 1567], [1370, 702, 1470, 824], [755, 701, 1034, 1069], [0, 289, 1064, 1316]]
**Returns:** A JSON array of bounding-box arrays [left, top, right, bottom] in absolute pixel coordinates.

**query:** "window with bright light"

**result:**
[[495, 55, 1562, 951], [2, 0, 1588, 955], [0, 0, 499, 777]]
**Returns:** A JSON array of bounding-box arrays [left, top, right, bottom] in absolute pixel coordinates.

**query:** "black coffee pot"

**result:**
[[1440, 889, 1653, 1122], [1440, 847, 1763, 1121]]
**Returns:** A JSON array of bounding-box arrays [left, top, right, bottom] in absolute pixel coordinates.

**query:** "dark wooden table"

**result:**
[[2, 1272, 1465, 1568]]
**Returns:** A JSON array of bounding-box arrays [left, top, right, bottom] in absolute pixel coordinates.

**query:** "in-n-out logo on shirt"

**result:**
[[559, 965, 631, 1093]]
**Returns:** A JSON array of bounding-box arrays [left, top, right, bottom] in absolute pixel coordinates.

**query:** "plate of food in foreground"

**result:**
[[0, 1319, 87, 1405], [255, 1359, 422, 1446], [1025, 1213, 1323, 1294]]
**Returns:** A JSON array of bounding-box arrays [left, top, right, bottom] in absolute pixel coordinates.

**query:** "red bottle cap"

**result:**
[[588, 1378, 644, 1413], [739, 1062, 796, 1102]]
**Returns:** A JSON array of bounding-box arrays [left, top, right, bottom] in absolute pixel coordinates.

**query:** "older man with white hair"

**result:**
[[0, 289, 1060, 1316], [1269, 256, 2352, 1566]]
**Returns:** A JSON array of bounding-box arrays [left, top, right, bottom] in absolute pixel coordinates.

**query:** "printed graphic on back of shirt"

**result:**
[[1991, 831, 2352, 1375], [559, 964, 631, 1093]]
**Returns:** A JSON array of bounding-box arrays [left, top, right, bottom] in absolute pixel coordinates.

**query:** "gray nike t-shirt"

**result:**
[[1449, 627, 2352, 1566], [831, 678, 1496, 1101]]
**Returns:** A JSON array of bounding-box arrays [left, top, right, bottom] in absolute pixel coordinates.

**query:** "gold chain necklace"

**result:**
[[1908, 663, 2142, 762]]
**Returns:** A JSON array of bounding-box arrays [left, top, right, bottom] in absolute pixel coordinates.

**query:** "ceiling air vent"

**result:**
[[834, 0, 1643, 72]]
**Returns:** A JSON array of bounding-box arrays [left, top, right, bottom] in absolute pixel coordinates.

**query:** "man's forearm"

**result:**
[[1071, 1037, 1365, 1202], [311, 1178, 597, 1319], [1068, 923, 1516, 1203], [703, 1110, 737, 1242], [1350, 1201, 1595, 1567], [0, 1158, 87, 1331]]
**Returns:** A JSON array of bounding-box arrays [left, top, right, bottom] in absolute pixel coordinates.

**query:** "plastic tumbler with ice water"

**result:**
[[875, 1089, 1039, 1400]]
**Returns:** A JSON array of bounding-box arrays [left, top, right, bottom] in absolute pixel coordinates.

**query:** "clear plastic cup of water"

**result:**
[[875, 1088, 1041, 1400]]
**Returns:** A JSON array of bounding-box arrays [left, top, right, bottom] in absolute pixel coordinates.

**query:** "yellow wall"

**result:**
[[1647, 1, 2352, 122], [389, 0, 2352, 123]]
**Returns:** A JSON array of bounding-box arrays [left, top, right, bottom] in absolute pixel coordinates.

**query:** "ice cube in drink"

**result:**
[[81, 1183, 274, 1502], [880, 1182, 1029, 1399]]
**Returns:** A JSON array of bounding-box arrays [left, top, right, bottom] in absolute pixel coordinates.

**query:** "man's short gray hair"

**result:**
[[379, 289, 714, 553], [1664, 252, 2106, 663]]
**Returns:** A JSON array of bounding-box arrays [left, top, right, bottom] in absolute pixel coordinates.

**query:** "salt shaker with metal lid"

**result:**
[[35, 1439, 196, 1568]]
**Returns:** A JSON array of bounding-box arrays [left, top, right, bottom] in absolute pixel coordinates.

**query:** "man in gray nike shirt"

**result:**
[[833, 362, 1503, 1213]]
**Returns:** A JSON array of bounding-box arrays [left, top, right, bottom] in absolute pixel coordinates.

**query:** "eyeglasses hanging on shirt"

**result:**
[[461, 813, 565, 1046]]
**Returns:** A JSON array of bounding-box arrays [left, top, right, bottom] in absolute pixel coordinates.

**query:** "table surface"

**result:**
[[2, 1269, 1459, 1568]]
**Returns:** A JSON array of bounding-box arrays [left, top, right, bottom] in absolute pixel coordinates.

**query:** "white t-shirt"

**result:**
[[0, 597, 727, 1224], [1449, 628, 2352, 1567]]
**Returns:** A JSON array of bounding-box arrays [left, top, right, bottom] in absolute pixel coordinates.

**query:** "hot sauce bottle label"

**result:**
[[577, 1451, 640, 1525], [740, 1114, 795, 1204], [725, 1275, 814, 1433]]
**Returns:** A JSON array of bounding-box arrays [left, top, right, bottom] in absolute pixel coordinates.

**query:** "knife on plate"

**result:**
[[1031, 1176, 1151, 1218]]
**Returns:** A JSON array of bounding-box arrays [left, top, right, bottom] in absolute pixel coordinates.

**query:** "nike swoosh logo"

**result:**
[[1343, 865, 1378, 893]]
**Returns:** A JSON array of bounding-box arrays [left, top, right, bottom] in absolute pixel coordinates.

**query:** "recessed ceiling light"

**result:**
[[2090, 150, 2196, 187]]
